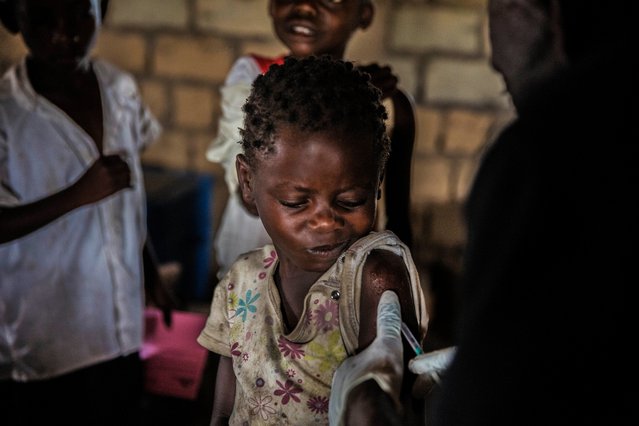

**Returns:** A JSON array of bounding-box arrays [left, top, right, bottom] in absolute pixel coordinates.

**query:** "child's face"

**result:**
[[16, 0, 101, 68], [238, 125, 380, 275], [269, 0, 373, 59]]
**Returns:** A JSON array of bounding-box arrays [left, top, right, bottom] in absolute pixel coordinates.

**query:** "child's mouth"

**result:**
[[290, 24, 315, 37], [307, 241, 347, 258]]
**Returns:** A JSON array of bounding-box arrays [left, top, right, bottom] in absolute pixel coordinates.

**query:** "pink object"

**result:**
[[141, 307, 208, 400]]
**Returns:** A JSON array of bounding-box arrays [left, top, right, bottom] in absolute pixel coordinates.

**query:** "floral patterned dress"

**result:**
[[198, 231, 428, 425]]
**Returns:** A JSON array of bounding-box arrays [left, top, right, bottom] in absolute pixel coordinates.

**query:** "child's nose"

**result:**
[[308, 205, 343, 231], [291, 0, 319, 14]]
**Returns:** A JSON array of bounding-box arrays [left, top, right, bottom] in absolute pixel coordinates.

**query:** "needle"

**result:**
[[401, 321, 423, 355]]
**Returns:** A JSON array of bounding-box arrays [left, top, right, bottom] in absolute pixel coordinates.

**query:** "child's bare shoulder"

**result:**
[[357, 249, 412, 349], [363, 249, 409, 287]]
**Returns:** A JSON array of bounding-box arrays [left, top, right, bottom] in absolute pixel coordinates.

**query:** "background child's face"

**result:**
[[269, 0, 373, 59], [239, 125, 380, 274], [17, 0, 101, 67]]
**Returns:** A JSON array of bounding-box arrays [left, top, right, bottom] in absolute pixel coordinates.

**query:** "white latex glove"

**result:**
[[408, 346, 456, 397], [329, 290, 404, 426]]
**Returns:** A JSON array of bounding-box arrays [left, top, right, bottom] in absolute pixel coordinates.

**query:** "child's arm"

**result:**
[[0, 154, 131, 244], [210, 355, 236, 426], [345, 249, 421, 424], [358, 249, 420, 348], [330, 289, 406, 426]]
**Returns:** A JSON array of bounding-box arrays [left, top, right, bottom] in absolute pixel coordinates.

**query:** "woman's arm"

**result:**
[[358, 249, 419, 349], [345, 249, 421, 425], [209, 355, 236, 426], [0, 154, 130, 244]]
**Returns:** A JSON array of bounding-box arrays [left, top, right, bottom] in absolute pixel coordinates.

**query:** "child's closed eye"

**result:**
[[336, 198, 367, 210], [279, 199, 307, 209]]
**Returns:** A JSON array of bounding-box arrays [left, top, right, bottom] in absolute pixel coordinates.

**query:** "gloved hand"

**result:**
[[329, 290, 404, 426], [408, 346, 456, 397]]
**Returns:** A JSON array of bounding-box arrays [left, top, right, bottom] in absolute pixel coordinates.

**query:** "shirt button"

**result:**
[[330, 290, 340, 300]]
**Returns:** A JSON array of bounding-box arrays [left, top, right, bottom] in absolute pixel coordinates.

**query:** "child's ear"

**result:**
[[236, 154, 260, 217], [0, 0, 19, 34], [358, 2, 374, 30]]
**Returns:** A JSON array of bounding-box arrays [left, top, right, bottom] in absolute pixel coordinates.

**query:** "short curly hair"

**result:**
[[240, 55, 390, 173]]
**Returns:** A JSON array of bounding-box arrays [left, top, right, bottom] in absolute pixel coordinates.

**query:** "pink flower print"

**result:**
[[263, 250, 277, 268], [277, 336, 305, 359], [307, 396, 329, 414], [258, 271, 267, 280], [286, 369, 296, 378], [314, 300, 338, 332], [242, 353, 249, 361], [230, 342, 242, 357], [248, 394, 276, 421], [274, 379, 302, 405]]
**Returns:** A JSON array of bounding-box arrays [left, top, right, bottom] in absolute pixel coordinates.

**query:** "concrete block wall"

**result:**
[[0, 0, 516, 274]]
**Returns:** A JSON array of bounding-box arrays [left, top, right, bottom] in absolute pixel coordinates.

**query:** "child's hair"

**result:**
[[240, 55, 391, 173]]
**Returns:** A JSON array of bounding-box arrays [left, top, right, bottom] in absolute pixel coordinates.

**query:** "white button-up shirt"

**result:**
[[0, 58, 161, 381]]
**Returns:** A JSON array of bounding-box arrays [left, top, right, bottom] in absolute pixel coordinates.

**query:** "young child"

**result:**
[[208, 0, 402, 279], [197, 56, 428, 425], [0, 1, 164, 424]]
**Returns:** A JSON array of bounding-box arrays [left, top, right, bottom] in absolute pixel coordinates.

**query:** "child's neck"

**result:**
[[274, 265, 324, 331]]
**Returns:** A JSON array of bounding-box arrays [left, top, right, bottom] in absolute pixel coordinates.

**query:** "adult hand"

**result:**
[[329, 290, 404, 425], [408, 346, 456, 397], [72, 154, 131, 206], [357, 63, 399, 100]]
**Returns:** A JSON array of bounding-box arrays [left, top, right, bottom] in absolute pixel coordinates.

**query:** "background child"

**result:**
[[208, 0, 402, 279], [197, 56, 428, 425], [0, 1, 166, 424]]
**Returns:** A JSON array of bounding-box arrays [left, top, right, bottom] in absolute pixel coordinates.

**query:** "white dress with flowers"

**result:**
[[198, 231, 428, 425]]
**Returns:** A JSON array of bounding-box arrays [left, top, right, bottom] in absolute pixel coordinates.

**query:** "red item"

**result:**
[[141, 307, 208, 400], [251, 53, 286, 74]]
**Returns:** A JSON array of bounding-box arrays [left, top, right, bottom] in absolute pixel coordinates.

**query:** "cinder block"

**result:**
[[174, 85, 215, 129], [240, 40, 288, 59], [346, 0, 390, 63], [154, 36, 233, 82], [444, 109, 494, 155], [456, 158, 480, 201], [108, 0, 188, 29], [411, 158, 451, 203], [430, 202, 466, 247], [391, 5, 482, 54], [0, 29, 27, 70], [95, 30, 147, 73], [415, 107, 443, 155], [425, 58, 507, 107], [195, 0, 272, 37], [140, 80, 169, 122], [142, 131, 190, 170]]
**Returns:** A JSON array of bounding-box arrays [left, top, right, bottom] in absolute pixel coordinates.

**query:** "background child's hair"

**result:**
[[0, 0, 18, 33], [0, 0, 109, 34], [240, 55, 391, 173]]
